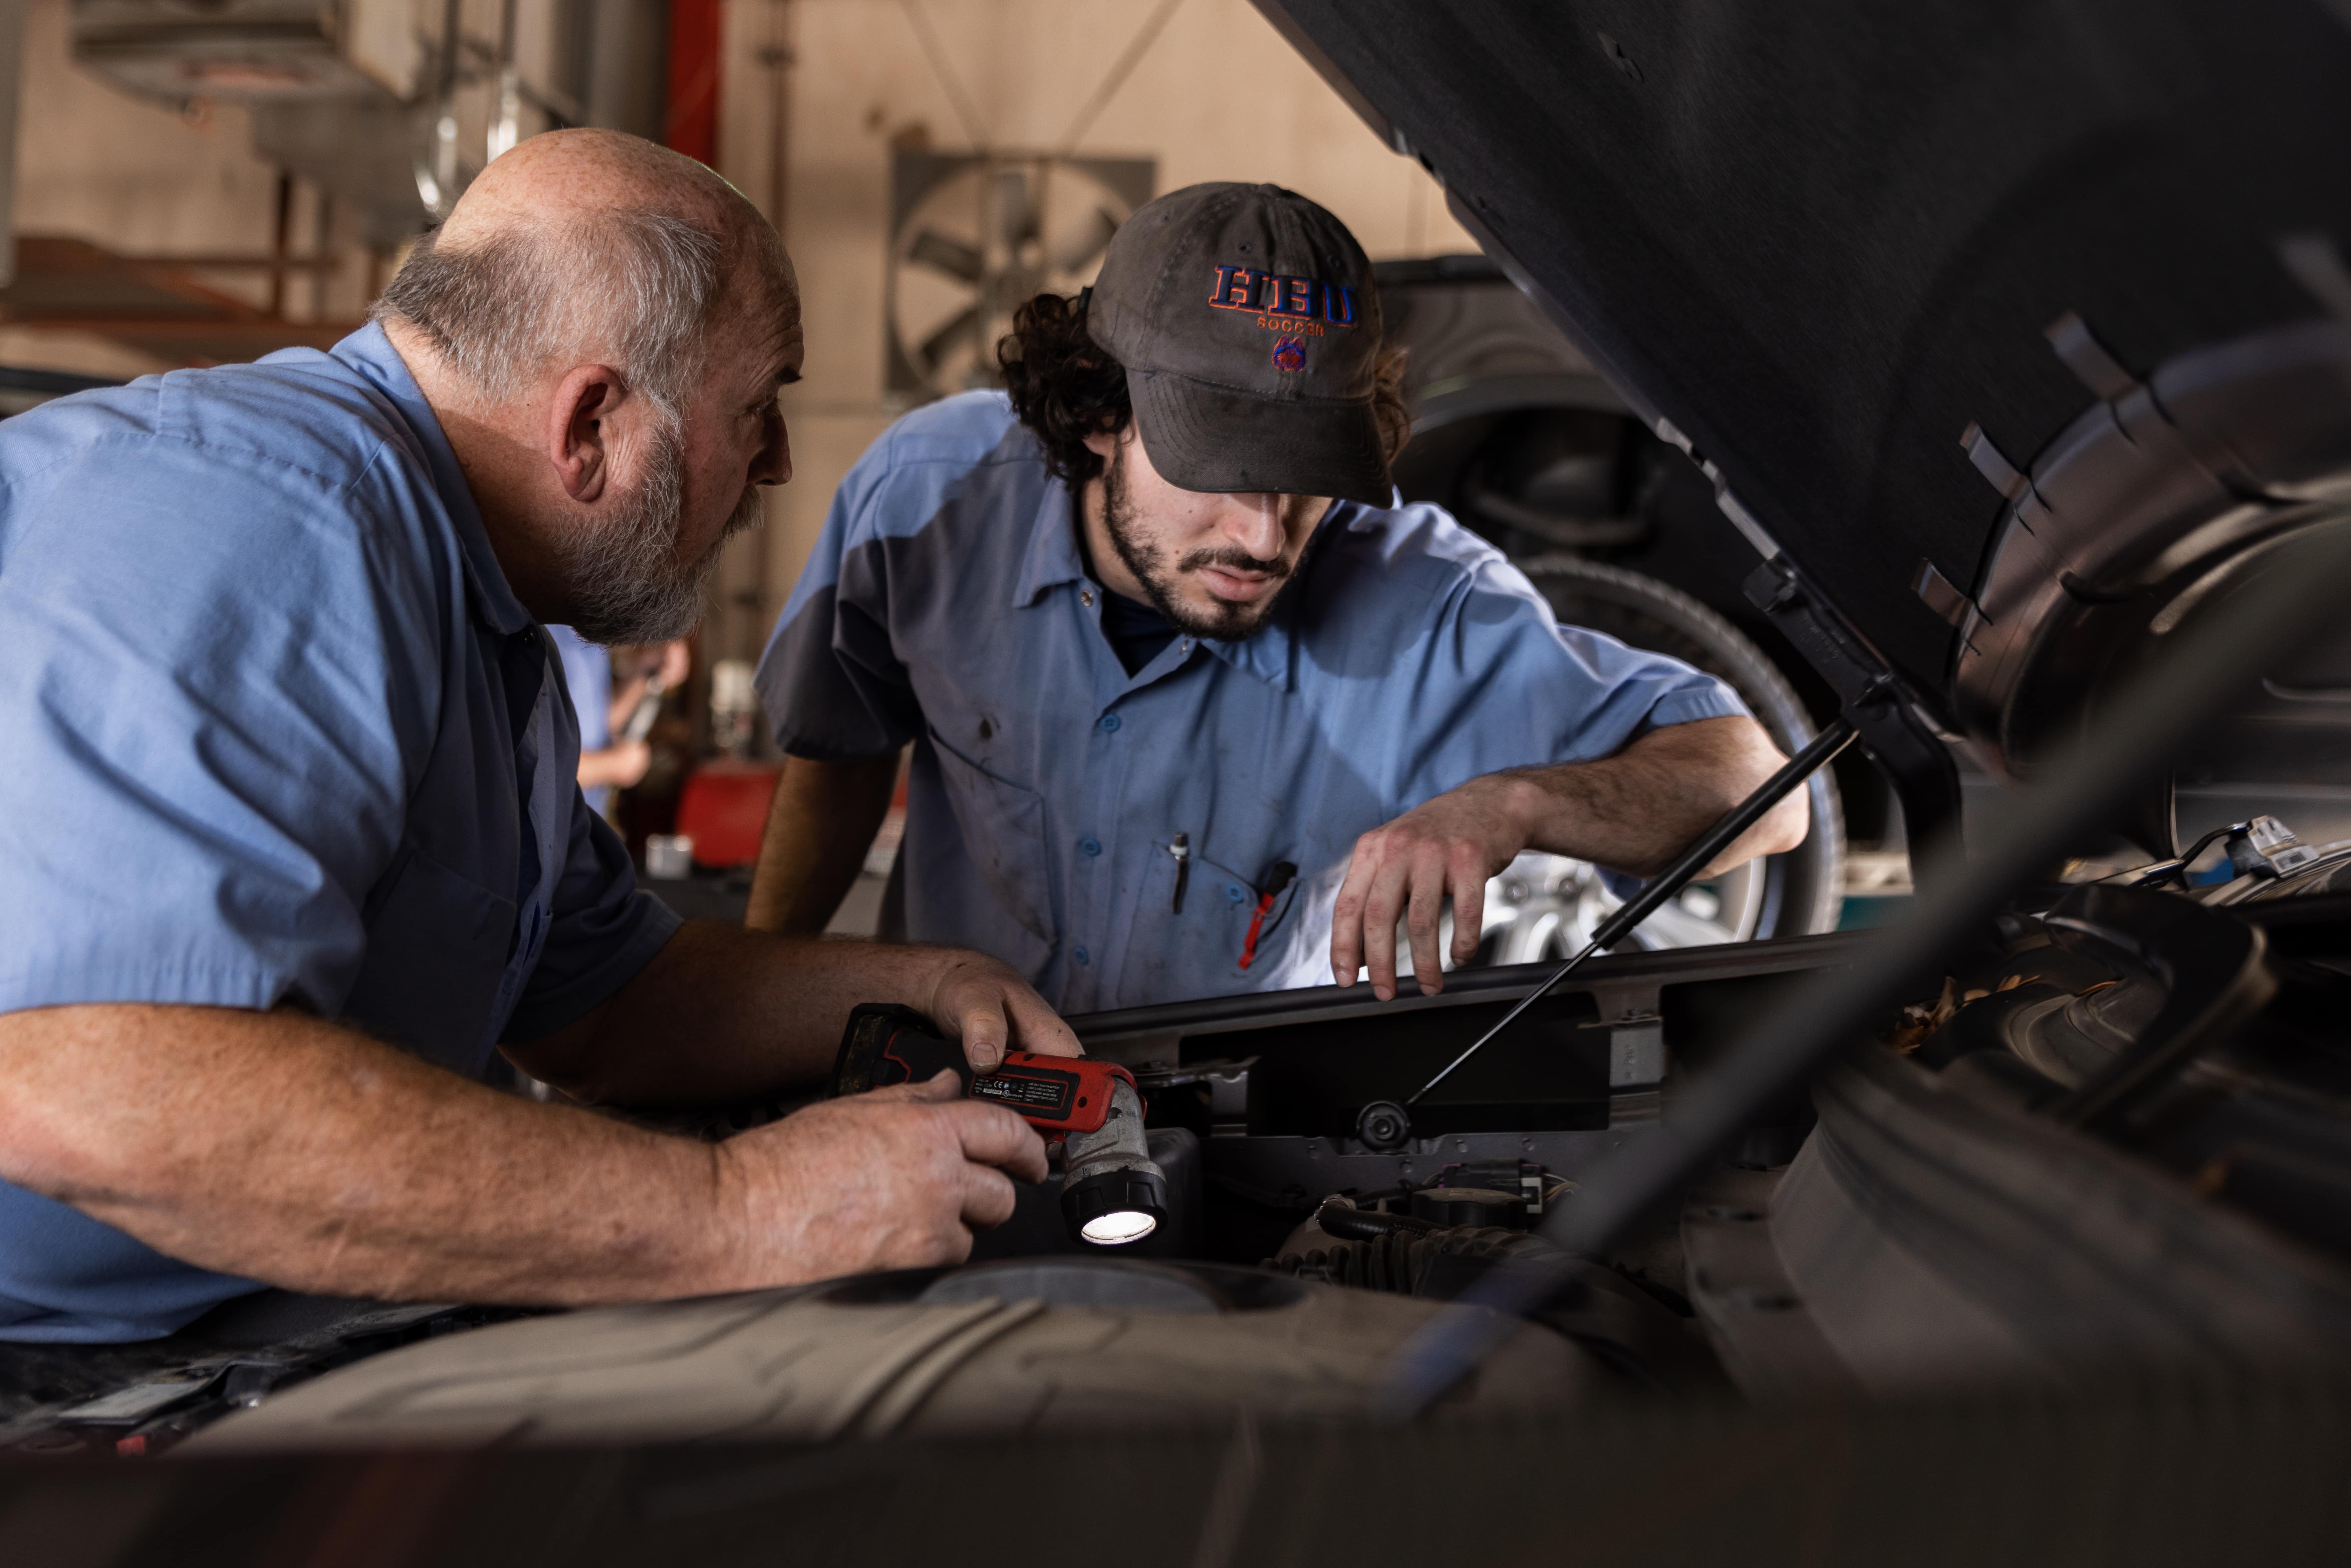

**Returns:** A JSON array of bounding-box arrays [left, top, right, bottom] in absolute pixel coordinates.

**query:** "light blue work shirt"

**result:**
[[756, 392, 1745, 1014], [549, 625, 616, 814], [0, 323, 681, 1342]]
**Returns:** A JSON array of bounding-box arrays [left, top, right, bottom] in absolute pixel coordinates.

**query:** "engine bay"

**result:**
[[12, 818, 2350, 1460]]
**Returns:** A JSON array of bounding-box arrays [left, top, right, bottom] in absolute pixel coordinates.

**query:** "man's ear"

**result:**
[[547, 365, 627, 503], [1080, 421, 1125, 464]]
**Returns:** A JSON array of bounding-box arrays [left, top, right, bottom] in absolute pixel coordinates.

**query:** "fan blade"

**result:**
[[997, 168, 1037, 248], [907, 228, 983, 283], [1050, 205, 1121, 273], [917, 306, 980, 373]]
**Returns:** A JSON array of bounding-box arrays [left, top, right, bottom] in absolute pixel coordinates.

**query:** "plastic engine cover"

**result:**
[[186, 1260, 1602, 1450]]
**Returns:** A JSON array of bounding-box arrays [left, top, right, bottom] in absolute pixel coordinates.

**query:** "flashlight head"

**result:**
[[1061, 1165, 1169, 1248]]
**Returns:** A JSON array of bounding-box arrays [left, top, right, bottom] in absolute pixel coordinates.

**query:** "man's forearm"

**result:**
[[0, 1004, 726, 1306], [744, 753, 899, 934], [505, 921, 1082, 1108], [513, 922, 970, 1104], [1329, 715, 1814, 997], [1498, 716, 1809, 876]]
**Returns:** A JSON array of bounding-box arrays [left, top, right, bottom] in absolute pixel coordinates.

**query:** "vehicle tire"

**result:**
[[1505, 555, 1844, 947]]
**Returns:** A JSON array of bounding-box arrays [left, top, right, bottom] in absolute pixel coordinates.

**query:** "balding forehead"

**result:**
[[445, 128, 751, 248]]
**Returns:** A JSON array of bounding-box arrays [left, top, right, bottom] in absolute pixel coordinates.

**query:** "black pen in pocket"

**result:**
[[1169, 832, 1191, 914]]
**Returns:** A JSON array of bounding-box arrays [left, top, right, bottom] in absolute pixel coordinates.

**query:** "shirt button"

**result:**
[[1079, 837, 1102, 857], [1226, 883, 1248, 903], [1080, 589, 1096, 608], [1098, 713, 1121, 733], [1074, 946, 1091, 966]]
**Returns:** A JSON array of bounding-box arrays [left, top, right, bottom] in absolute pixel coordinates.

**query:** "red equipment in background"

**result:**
[[672, 761, 781, 867], [673, 758, 907, 871], [662, 0, 723, 167]]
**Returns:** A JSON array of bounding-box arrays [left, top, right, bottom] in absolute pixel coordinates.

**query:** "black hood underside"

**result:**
[[1256, 0, 2351, 728]]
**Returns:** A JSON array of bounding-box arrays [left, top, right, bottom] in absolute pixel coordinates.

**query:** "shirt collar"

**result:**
[[1012, 466, 1088, 607], [330, 321, 537, 638]]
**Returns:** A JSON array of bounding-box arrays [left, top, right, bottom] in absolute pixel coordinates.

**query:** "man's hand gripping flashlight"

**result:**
[[830, 1004, 1169, 1246]]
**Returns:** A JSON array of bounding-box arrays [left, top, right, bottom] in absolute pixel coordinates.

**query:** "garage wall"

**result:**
[[3, 0, 1476, 655], [1, 0, 289, 375], [706, 0, 1474, 663]]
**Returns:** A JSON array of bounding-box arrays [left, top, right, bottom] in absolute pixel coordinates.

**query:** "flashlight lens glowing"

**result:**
[[1080, 1209, 1158, 1245]]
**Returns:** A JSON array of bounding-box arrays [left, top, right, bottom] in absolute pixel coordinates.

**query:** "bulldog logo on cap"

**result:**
[[1270, 337, 1307, 372]]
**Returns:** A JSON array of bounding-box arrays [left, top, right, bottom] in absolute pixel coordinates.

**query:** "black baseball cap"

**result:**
[[1085, 183, 1391, 507]]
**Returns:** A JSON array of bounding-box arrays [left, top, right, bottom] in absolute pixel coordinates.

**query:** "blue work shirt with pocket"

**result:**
[[756, 392, 1746, 1014], [0, 323, 681, 1342]]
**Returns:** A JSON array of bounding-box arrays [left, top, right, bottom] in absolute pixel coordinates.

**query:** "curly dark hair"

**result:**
[[998, 292, 1131, 486], [997, 292, 1411, 489]]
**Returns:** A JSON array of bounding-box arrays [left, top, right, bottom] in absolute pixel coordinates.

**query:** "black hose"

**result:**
[[1315, 1201, 1446, 1242]]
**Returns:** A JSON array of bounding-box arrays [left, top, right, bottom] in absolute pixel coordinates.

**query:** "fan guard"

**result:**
[[885, 150, 1155, 400]]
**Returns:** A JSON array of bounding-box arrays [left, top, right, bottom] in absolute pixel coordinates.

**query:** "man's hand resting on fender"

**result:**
[[1330, 772, 1529, 1002], [1330, 716, 1811, 1001]]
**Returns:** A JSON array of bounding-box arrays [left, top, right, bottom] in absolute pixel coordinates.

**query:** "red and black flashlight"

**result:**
[[830, 1004, 1167, 1245]]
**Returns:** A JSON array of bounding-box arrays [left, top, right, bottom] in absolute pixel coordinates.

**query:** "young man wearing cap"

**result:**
[[748, 184, 1808, 1012]]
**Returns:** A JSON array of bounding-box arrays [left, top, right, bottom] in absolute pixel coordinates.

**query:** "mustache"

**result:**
[[1176, 546, 1293, 579], [732, 480, 767, 531]]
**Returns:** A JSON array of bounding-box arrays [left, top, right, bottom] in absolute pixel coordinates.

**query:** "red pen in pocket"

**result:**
[[1237, 861, 1298, 970]]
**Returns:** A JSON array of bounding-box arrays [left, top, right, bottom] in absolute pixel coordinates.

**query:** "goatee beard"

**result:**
[[564, 416, 764, 645], [1100, 443, 1294, 642]]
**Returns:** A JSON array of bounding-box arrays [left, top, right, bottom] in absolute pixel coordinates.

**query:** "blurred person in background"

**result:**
[[549, 627, 690, 815]]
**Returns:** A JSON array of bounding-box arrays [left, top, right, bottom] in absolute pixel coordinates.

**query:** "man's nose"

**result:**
[[753, 411, 793, 487], [1224, 494, 1285, 561]]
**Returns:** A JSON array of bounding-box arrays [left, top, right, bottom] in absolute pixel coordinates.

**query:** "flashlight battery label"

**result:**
[[971, 1067, 1077, 1116]]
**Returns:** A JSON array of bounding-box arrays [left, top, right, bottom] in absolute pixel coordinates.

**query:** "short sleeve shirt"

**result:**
[[756, 393, 1745, 1014], [0, 324, 681, 1342]]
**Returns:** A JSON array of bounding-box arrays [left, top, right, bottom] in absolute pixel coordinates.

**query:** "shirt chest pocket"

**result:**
[[925, 725, 1054, 948], [1124, 841, 1303, 998], [343, 845, 519, 1075]]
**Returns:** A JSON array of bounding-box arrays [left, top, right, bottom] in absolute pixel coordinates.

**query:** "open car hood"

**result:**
[[1258, 1, 2351, 837]]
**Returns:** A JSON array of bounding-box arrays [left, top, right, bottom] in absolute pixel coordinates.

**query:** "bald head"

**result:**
[[374, 130, 802, 645], [377, 129, 797, 417], [443, 129, 761, 254]]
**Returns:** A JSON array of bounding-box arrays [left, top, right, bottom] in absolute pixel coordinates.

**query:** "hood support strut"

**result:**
[[1744, 554, 1964, 869]]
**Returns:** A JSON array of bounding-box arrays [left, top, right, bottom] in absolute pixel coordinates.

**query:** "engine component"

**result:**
[[1408, 1186, 1530, 1229], [1277, 1220, 1541, 1295], [1313, 1201, 1444, 1244], [1390, 517, 2351, 1413], [1269, 1204, 1728, 1396], [1685, 1045, 2351, 1401], [184, 1260, 1604, 1451]]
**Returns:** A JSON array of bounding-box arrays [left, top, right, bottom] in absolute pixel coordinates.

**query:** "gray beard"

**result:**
[[563, 418, 764, 645]]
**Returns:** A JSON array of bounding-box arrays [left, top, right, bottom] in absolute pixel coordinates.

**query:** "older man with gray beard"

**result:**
[[0, 130, 1073, 1346]]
